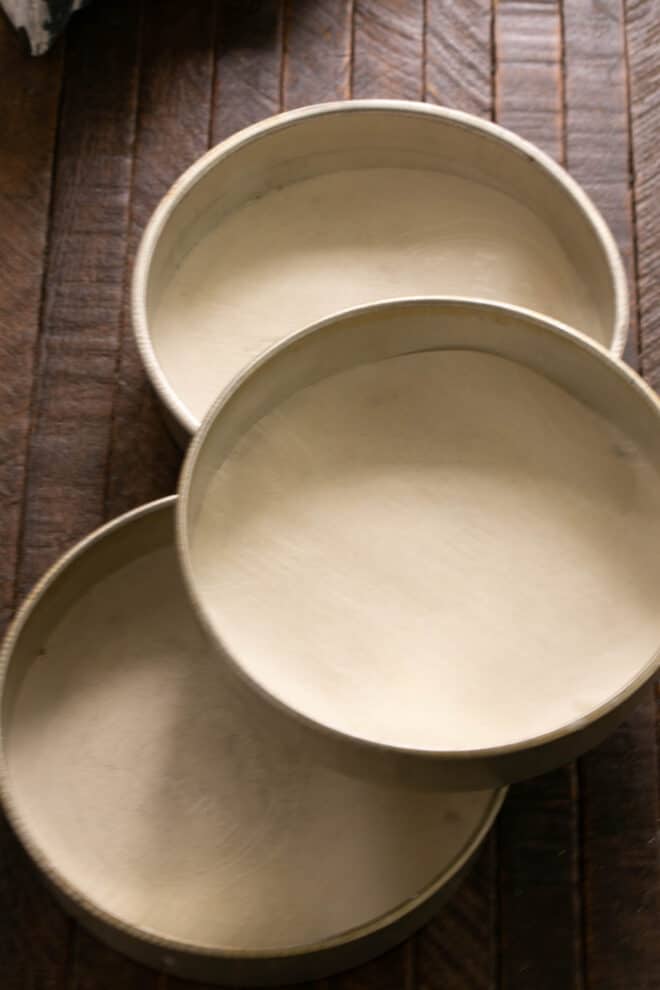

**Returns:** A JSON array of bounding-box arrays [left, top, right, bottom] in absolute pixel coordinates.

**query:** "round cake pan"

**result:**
[[178, 298, 660, 790], [0, 496, 504, 986], [133, 99, 628, 440]]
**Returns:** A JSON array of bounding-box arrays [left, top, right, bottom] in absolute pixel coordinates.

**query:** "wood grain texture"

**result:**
[[0, 18, 71, 990], [0, 18, 63, 631], [15, 0, 142, 598], [416, 839, 497, 990], [625, 14, 660, 981], [213, 0, 283, 142], [0, 16, 69, 990], [104, 0, 217, 519], [498, 769, 582, 990], [626, 0, 660, 386], [0, 830, 72, 990], [564, 0, 639, 368], [352, 0, 423, 99], [328, 945, 411, 990], [166, 976, 321, 990], [624, 12, 660, 981], [495, 0, 563, 161], [69, 927, 158, 990], [282, 0, 353, 108], [579, 690, 659, 990], [562, 7, 658, 989], [425, 0, 492, 116]]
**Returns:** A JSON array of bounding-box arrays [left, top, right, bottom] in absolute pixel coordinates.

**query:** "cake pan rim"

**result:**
[[0, 495, 506, 963], [132, 98, 629, 439], [176, 296, 660, 765]]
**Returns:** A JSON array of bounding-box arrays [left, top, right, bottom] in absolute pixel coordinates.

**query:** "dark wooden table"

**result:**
[[1, 1, 658, 988]]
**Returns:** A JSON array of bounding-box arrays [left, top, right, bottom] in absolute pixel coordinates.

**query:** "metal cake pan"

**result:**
[[133, 100, 628, 440], [0, 497, 504, 985], [177, 298, 660, 790]]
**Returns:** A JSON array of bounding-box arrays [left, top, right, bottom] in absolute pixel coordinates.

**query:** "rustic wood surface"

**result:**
[[0, 1, 658, 988]]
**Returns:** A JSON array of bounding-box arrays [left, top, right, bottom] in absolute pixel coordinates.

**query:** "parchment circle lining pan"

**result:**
[[133, 100, 628, 439], [0, 497, 504, 986]]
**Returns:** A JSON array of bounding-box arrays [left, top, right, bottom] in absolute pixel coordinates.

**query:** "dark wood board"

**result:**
[[0, 17, 69, 990], [353, 0, 423, 100], [213, 0, 283, 141], [626, 0, 660, 386], [15, 0, 142, 596], [576, 4, 659, 989], [495, 0, 562, 162], [425, 0, 492, 117], [283, 0, 353, 106], [564, 0, 640, 369], [0, 1, 657, 988]]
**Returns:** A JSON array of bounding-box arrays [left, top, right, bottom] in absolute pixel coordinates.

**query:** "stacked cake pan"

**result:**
[[1, 102, 657, 985]]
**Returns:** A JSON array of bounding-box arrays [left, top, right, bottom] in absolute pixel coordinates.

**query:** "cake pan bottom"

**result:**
[[0, 497, 504, 985]]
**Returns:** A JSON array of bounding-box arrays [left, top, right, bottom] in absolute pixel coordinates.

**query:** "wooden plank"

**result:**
[[494, 6, 583, 989], [0, 18, 63, 631], [495, 0, 562, 161], [564, 0, 639, 367], [15, 0, 142, 599], [579, 690, 659, 990], [163, 975, 232, 990], [416, 838, 497, 990], [562, 7, 658, 989], [0, 16, 69, 989], [425, 0, 492, 117], [213, 0, 283, 142], [104, 0, 217, 519], [352, 0, 424, 99], [0, 824, 72, 990], [328, 945, 411, 990], [498, 769, 582, 990], [167, 974, 320, 990], [282, 0, 352, 108], [626, 20, 660, 976], [626, 0, 660, 386], [69, 927, 158, 990]]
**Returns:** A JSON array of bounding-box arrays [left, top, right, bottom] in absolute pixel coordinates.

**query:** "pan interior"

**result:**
[[152, 166, 608, 426], [4, 506, 496, 952], [191, 348, 660, 753]]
